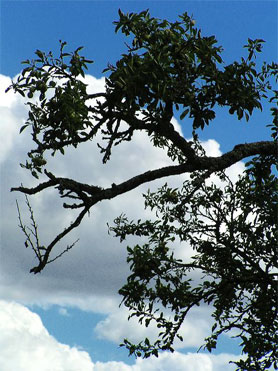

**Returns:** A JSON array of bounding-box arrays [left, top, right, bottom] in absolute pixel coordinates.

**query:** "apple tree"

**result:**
[[7, 9, 277, 371]]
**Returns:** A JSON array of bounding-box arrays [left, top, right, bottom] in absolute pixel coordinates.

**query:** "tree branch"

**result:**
[[11, 139, 276, 273], [30, 206, 89, 274]]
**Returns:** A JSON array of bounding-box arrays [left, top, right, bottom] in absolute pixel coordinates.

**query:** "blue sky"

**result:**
[[0, 1, 277, 370]]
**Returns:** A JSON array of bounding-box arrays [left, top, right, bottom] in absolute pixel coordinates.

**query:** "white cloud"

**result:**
[[94, 307, 160, 344], [93, 353, 242, 371], [0, 300, 241, 371], [0, 75, 16, 108], [133, 351, 240, 371], [0, 300, 94, 371], [0, 72, 246, 367], [94, 305, 212, 350], [0, 74, 30, 164], [202, 139, 222, 157]]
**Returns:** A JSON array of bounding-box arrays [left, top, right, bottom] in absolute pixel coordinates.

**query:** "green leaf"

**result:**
[[180, 109, 189, 120], [237, 107, 243, 120], [17, 90, 25, 97], [31, 170, 39, 179], [35, 49, 44, 59], [19, 124, 29, 134], [145, 338, 150, 346]]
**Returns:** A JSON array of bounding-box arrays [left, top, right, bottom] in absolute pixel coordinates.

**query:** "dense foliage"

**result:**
[[111, 156, 278, 370], [7, 9, 277, 370]]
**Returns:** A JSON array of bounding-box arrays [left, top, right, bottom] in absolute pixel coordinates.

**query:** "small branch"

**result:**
[[16, 197, 42, 261], [47, 239, 79, 264], [86, 92, 107, 100], [30, 205, 89, 273], [15, 193, 87, 274]]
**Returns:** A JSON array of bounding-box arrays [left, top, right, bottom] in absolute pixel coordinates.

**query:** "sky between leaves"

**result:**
[[0, 1, 277, 370]]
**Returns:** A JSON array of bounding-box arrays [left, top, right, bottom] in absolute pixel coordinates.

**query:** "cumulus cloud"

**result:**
[[94, 305, 212, 350], [0, 300, 94, 371], [0, 73, 246, 367], [1, 72, 241, 304], [0, 74, 29, 164], [0, 300, 241, 371], [134, 351, 241, 371], [94, 307, 160, 344]]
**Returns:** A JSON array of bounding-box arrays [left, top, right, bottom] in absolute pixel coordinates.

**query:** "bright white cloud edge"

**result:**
[[0, 301, 242, 371]]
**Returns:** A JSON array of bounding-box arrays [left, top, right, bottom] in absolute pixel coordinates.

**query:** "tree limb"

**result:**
[[11, 139, 276, 273]]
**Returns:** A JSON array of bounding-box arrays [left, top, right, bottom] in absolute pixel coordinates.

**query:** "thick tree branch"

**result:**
[[12, 140, 276, 203], [11, 139, 276, 274], [93, 140, 277, 202]]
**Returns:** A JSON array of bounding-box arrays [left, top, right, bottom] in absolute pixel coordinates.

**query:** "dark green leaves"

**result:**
[[6, 41, 98, 177], [105, 10, 273, 137], [111, 162, 278, 369], [179, 109, 189, 121], [19, 124, 29, 134], [244, 38, 265, 61]]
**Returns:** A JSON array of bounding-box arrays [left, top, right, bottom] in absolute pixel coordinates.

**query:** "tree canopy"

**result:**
[[7, 9, 278, 371]]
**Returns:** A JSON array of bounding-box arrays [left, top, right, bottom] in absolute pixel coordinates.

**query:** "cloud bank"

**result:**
[[0, 72, 244, 369], [0, 301, 240, 371]]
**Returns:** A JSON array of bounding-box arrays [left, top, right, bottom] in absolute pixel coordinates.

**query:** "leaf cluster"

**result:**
[[111, 157, 278, 370], [6, 41, 95, 178], [105, 9, 269, 131]]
